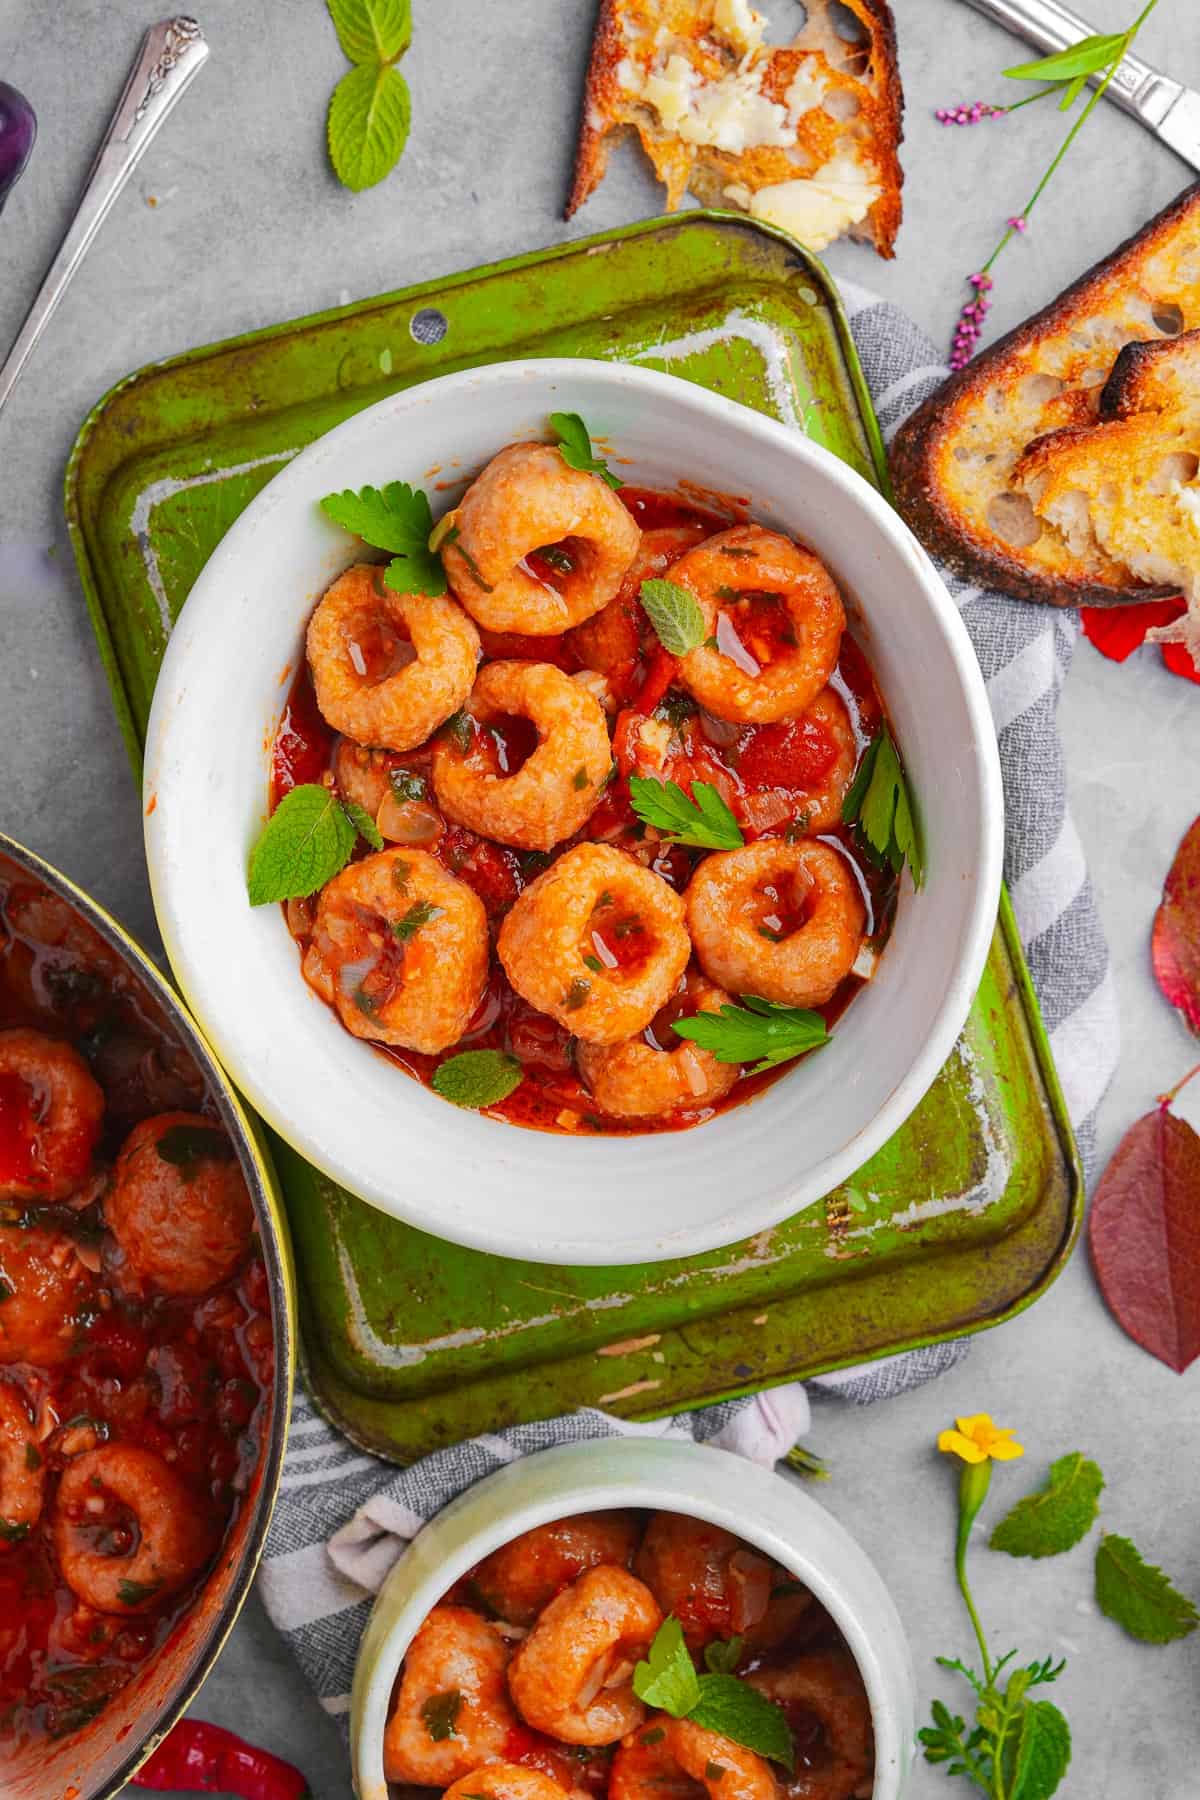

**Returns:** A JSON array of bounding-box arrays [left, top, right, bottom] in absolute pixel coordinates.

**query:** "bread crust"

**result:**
[[891, 181, 1200, 608], [566, 0, 904, 257]]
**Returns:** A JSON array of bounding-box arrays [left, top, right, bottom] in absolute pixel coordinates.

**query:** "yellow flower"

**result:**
[[938, 1414, 1024, 1466]]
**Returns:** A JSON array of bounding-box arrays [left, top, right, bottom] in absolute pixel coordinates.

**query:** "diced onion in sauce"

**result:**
[[376, 793, 444, 845]]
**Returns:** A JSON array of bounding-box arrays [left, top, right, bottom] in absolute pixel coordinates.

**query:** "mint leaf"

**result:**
[[628, 776, 744, 851], [704, 1637, 744, 1675], [691, 1674, 793, 1773], [673, 997, 829, 1073], [326, 0, 412, 64], [431, 1051, 523, 1110], [1095, 1533, 1200, 1644], [640, 578, 706, 656], [842, 725, 923, 888], [247, 784, 356, 906], [327, 61, 411, 192], [990, 1453, 1104, 1559], [320, 480, 446, 595], [632, 1617, 701, 1717], [1009, 1699, 1071, 1800], [1004, 32, 1126, 82], [549, 411, 622, 489], [342, 797, 384, 850]]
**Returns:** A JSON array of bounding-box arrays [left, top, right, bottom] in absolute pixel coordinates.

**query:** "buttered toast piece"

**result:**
[[891, 182, 1200, 614], [1015, 333, 1200, 659], [567, 0, 903, 257]]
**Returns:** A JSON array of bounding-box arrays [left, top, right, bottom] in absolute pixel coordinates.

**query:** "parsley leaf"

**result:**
[[640, 578, 707, 656], [1010, 1699, 1071, 1800], [704, 1637, 744, 1676], [342, 797, 384, 850], [990, 1453, 1104, 1559], [628, 776, 744, 851], [691, 1675, 794, 1774], [632, 1617, 701, 1716], [841, 725, 923, 888], [1094, 1533, 1199, 1644], [420, 1689, 462, 1741], [327, 61, 412, 192], [431, 1050, 524, 1110], [319, 481, 447, 595], [673, 997, 829, 1073], [549, 411, 623, 489], [247, 783, 357, 906], [327, 0, 412, 65]]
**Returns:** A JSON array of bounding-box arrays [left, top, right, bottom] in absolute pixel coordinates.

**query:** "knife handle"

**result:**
[[960, 0, 1181, 128]]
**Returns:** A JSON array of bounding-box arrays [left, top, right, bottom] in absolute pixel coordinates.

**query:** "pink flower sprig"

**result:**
[[950, 274, 994, 372], [935, 102, 1007, 125], [940, 0, 1161, 369]]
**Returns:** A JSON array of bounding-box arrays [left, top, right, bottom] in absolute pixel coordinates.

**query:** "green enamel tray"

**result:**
[[65, 212, 1083, 1463]]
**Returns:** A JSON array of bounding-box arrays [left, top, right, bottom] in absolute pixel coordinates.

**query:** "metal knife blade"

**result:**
[[960, 0, 1200, 173]]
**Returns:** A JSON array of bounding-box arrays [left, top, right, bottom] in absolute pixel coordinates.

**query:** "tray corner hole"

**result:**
[[410, 307, 449, 347]]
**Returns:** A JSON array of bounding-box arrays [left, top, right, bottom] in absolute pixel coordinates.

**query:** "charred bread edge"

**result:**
[[890, 180, 1200, 608], [565, 0, 905, 256], [566, 0, 624, 220], [1098, 327, 1200, 416]]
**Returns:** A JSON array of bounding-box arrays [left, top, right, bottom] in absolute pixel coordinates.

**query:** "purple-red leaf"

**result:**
[[1089, 1102, 1200, 1373], [1153, 818, 1200, 1036]]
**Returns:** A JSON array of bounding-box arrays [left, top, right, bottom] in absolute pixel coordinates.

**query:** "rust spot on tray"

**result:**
[[597, 1333, 662, 1357]]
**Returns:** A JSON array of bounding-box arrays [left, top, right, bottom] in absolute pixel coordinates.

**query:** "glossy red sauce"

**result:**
[[272, 489, 899, 1135], [0, 871, 273, 1756]]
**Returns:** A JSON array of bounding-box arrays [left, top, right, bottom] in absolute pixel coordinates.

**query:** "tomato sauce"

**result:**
[[0, 866, 273, 1756], [271, 488, 900, 1135]]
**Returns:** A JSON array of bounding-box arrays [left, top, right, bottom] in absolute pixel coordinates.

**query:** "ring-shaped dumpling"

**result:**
[[686, 840, 865, 1008], [301, 849, 488, 1054], [498, 844, 690, 1045], [432, 661, 612, 851], [673, 525, 845, 724], [306, 563, 480, 752], [442, 444, 640, 635]]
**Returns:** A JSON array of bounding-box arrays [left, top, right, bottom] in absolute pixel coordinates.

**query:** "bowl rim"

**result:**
[[0, 831, 295, 1799], [144, 355, 1004, 1263], [350, 1438, 914, 1800]]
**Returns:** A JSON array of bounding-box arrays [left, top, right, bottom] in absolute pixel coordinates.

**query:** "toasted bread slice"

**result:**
[[891, 182, 1200, 609], [567, 0, 903, 258]]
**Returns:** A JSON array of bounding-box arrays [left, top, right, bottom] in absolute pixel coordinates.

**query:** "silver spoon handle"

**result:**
[[0, 16, 209, 420]]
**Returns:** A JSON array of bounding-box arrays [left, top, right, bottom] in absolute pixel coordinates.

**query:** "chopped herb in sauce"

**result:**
[[565, 978, 592, 1011], [421, 1689, 463, 1741], [392, 901, 445, 942]]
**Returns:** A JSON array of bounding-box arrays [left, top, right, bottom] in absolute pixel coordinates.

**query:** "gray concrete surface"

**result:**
[[1, 1, 1199, 1794]]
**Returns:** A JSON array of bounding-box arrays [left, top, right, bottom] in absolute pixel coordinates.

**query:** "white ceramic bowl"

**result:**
[[144, 358, 1002, 1265], [350, 1438, 915, 1800]]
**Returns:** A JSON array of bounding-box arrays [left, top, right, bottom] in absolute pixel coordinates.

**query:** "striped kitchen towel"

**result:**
[[255, 288, 1120, 1719]]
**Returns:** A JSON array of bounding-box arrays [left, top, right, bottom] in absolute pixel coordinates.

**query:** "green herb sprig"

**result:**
[[841, 725, 922, 887], [632, 1619, 794, 1771], [640, 578, 706, 656], [319, 481, 447, 596], [672, 997, 829, 1073], [925, 1417, 1199, 1799], [326, 0, 414, 191], [943, 0, 1162, 366], [550, 412, 623, 489], [247, 783, 381, 906], [629, 776, 744, 851]]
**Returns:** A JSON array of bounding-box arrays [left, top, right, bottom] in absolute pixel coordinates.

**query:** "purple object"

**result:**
[[0, 80, 36, 212]]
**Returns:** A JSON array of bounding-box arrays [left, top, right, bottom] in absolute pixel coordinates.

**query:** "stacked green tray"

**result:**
[[66, 213, 1083, 1462]]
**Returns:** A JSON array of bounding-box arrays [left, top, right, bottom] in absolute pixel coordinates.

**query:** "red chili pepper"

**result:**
[[131, 1720, 310, 1800]]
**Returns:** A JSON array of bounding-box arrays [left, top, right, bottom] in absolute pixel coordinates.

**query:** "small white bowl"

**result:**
[[350, 1438, 915, 1800], [144, 358, 1002, 1265]]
